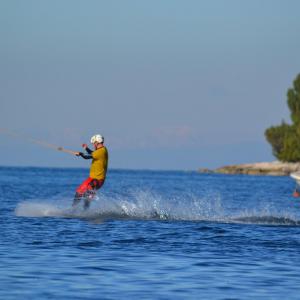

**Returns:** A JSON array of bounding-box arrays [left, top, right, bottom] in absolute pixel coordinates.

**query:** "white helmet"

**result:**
[[90, 134, 104, 144]]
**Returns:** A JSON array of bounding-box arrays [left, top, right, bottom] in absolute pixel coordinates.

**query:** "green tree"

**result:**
[[287, 74, 300, 125], [265, 74, 300, 161]]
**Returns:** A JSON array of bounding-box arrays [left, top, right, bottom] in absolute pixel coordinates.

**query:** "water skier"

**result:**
[[73, 134, 108, 209]]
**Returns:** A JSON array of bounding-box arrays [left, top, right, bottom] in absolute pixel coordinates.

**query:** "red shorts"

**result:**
[[76, 177, 105, 195]]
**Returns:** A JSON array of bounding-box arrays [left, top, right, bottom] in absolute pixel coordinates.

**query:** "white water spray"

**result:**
[[15, 189, 300, 225]]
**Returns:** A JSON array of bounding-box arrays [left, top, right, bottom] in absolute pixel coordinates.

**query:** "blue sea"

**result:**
[[1, 166, 300, 299]]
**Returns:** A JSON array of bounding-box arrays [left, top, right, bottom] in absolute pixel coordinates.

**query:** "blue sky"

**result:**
[[1, 0, 300, 170]]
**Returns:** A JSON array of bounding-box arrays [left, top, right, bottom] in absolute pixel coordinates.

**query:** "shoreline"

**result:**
[[198, 161, 300, 176]]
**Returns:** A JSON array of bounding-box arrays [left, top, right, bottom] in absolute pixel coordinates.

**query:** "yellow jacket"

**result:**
[[89, 146, 108, 180]]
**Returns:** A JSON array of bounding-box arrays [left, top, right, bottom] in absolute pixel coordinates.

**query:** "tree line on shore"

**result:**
[[265, 74, 300, 162]]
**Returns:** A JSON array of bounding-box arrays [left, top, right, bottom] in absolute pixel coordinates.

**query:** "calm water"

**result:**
[[1, 167, 300, 299]]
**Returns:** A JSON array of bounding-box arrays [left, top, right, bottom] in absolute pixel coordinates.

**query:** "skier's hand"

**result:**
[[82, 144, 88, 149]]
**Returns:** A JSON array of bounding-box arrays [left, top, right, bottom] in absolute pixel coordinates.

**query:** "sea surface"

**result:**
[[1, 166, 300, 299]]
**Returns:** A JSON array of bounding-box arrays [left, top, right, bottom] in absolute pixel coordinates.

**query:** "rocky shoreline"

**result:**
[[198, 161, 300, 176]]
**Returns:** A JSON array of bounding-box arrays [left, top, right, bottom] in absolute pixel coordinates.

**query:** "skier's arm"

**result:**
[[76, 152, 93, 159], [82, 144, 93, 154], [85, 147, 93, 154]]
